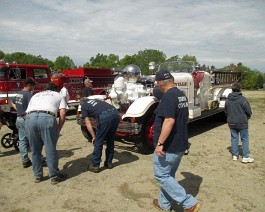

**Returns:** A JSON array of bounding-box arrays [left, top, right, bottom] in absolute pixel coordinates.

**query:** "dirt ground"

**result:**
[[0, 90, 264, 212]]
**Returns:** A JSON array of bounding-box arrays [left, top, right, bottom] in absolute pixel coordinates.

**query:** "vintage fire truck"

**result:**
[[77, 61, 241, 154], [0, 61, 52, 151], [0, 61, 51, 112], [51, 67, 116, 107]]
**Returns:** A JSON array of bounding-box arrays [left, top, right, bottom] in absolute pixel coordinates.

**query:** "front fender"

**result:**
[[122, 96, 158, 119]]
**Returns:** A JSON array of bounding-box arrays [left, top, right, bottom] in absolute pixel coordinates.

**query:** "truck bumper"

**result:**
[[76, 117, 142, 135]]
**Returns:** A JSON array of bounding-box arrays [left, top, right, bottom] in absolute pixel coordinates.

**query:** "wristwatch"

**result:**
[[157, 142, 164, 146]]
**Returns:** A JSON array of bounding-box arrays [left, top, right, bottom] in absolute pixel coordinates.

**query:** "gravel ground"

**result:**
[[0, 90, 264, 212]]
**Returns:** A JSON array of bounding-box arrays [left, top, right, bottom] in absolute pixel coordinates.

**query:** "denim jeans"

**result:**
[[16, 117, 30, 163], [25, 113, 60, 179], [153, 152, 198, 210], [230, 128, 249, 158], [92, 109, 120, 167]]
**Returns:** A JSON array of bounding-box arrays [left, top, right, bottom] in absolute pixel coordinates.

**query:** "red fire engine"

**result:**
[[51, 67, 116, 107], [0, 61, 51, 112]]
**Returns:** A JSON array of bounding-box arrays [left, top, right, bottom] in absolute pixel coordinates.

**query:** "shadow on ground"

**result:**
[[61, 149, 139, 179], [169, 172, 203, 212]]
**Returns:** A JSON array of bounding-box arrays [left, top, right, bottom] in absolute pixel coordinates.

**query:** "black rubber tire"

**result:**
[[1, 133, 15, 148], [80, 126, 93, 142], [14, 140, 19, 152], [134, 115, 155, 155]]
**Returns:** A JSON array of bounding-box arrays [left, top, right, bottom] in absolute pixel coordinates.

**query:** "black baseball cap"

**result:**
[[155, 70, 173, 81]]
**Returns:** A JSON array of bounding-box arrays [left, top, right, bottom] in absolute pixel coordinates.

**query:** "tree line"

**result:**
[[0, 49, 264, 89]]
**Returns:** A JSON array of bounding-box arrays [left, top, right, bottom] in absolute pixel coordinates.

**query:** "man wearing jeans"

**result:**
[[25, 83, 67, 184], [11, 78, 35, 168], [81, 98, 120, 173], [225, 83, 254, 163], [152, 70, 201, 212]]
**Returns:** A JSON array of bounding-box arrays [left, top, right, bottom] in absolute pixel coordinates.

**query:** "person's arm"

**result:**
[[155, 117, 175, 156], [152, 87, 164, 100], [84, 117, 96, 143], [243, 100, 252, 118], [11, 102, 17, 111], [58, 108, 66, 131], [88, 88, 94, 96]]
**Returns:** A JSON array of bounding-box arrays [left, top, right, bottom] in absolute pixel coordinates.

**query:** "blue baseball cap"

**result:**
[[155, 69, 173, 81]]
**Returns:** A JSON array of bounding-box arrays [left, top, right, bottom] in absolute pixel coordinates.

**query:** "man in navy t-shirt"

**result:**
[[11, 77, 35, 168], [81, 98, 120, 172], [152, 70, 201, 211]]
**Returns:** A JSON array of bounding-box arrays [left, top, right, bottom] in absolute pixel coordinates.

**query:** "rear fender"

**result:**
[[122, 96, 158, 119]]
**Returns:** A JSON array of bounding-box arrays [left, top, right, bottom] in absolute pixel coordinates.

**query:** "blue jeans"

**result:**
[[153, 152, 198, 210], [16, 117, 30, 163], [25, 113, 60, 179], [230, 128, 249, 158], [92, 109, 120, 167]]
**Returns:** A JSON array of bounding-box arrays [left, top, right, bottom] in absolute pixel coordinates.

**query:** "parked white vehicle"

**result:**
[[77, 61, 241, 154]]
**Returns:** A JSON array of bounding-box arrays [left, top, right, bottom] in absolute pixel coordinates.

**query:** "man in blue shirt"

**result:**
[[81, 98, 120, 173], [152, 70, 201, 212], [11, 78, 35, 168]]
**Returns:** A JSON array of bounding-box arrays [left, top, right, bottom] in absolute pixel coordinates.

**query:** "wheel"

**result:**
[[211, 101, 219, 110], [80, 126, 93, 142], [1, 133, 15, 148], [14, 140, 19, 152], [135, 115, 155, 154]]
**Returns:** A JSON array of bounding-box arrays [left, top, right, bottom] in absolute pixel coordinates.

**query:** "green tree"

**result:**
[[54, 56, 75, 71], [3, 52, 54, 68], [85, 53, 108, 68], [84, 53, 120, 68], [0, 50, 4, 59], [106, 54, 120, 68], [166, 55, 180, 61], [256, 74, 264, 89], [119, 55, 137, 69], [181, 55, 198, 64], [235, 65, 257, 89], [4, 52, 30, 63], [134, 49, 166, 75], [43, 58, 54, 70]]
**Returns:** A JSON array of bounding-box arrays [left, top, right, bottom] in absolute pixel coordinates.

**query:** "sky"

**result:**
[[0, 0, 265, 71]]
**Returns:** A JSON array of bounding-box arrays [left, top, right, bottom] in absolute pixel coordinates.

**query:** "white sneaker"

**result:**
[[242, 157, 254, 163], [232, 156, 238, 161]]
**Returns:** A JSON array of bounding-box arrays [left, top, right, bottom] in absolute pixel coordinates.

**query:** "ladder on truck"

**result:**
[[211, 71, 242, 87]]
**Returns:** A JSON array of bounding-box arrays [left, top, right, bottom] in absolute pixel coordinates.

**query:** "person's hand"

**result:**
[[92, 137, 95, 145], [155, 145, 165, 157]]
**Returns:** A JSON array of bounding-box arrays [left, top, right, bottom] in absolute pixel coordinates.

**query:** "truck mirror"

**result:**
[[149, 62, 156, 70]]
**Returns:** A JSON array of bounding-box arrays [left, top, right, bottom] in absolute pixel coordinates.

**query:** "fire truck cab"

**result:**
[[0, 61, 51, 112]]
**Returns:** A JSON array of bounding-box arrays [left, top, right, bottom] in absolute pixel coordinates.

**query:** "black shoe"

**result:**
[[104, 162, 114, 169], [51, 173, 67, 185], [23, 160, 32, 168], [87, 165, 100, 173], [34, 176, 43, 183]]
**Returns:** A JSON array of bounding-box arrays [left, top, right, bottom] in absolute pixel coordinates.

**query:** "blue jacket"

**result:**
[[225, 92, 252, 129]]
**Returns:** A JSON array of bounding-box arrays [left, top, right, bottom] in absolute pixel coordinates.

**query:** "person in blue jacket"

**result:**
[[225, 83, 254, 163]]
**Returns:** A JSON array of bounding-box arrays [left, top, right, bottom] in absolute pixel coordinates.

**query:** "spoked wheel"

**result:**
[[1, 133, 15, 148], [135, 115, 155, 155]]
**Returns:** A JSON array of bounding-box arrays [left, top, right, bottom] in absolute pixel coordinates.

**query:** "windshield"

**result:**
[[0, 67, 6, 78], [158, 60, 195, 73]]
